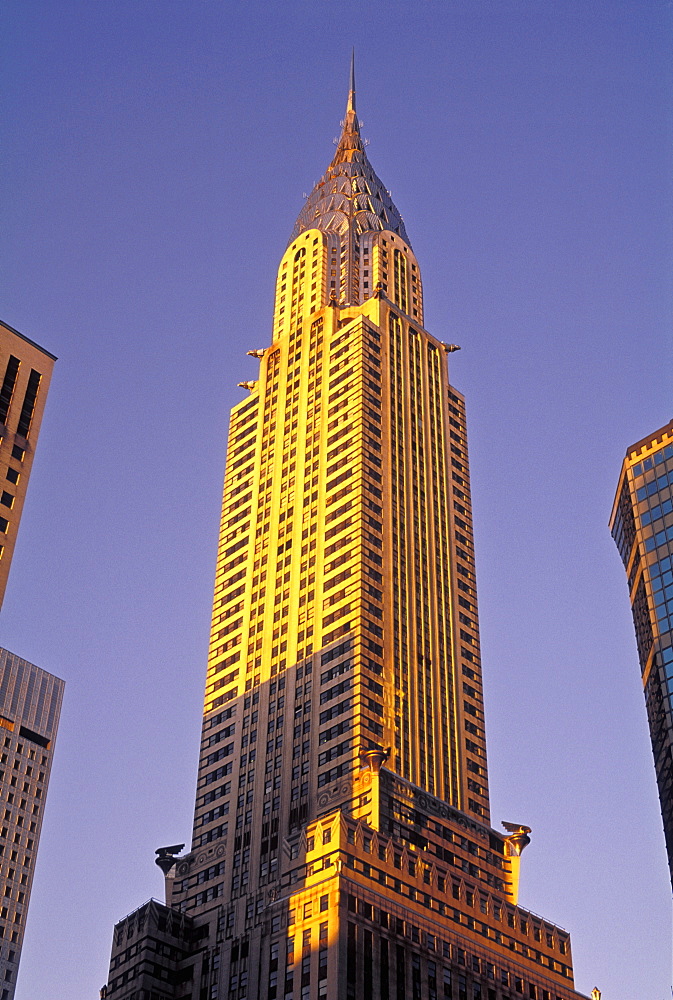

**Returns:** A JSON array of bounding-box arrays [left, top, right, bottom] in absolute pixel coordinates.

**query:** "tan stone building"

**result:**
[[0, 320, 56, 611], [0, 649, 64, 998], [103, 65, 592, 1000], [0, 319, 62, 998]]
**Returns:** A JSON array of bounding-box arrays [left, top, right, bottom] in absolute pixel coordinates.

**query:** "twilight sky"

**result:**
[[1, 2, 671, 997]]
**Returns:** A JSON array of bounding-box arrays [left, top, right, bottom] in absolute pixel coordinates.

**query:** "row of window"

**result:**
[[640, 495, 673, 527], [636, 467, 673, 502], [345, 891, 569, 968], [644, 521, 673, 553], [631, 441, 673, 479]]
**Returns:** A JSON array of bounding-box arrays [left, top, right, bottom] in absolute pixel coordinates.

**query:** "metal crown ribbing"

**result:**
[[289, 56, 410, 247]]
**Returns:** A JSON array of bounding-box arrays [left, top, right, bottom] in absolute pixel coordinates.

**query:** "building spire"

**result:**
[[341, 48, 359, 140], [347, 48, 356, 115], [288, 59, 411, 249]]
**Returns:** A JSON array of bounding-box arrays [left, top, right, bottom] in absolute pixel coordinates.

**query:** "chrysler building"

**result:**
[[102, 61, 591, 1000]]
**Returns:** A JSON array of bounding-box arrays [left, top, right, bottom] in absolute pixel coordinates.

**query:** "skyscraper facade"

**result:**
[[610, 418, 673, 889], [0, 649, 64, 997], [103, 68, 590, 1000], [0, 320, 56, 611], [0, 319, 62, 998]]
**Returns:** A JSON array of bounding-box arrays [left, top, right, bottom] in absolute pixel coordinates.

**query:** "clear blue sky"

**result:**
[[2, 2, 671, 997]]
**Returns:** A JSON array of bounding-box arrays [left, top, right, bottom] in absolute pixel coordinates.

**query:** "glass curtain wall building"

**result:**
[[102, 66, 591, 1000], [610, 418, 673, 889]]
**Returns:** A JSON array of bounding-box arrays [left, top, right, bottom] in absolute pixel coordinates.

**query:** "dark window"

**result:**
[[0, 494, 13, 510], [0, 358, 20, 426], [16, 370, 42, 438], [11, 446, 24, 462], [5, 469, 18, 485], [18, 726, 49, 749]]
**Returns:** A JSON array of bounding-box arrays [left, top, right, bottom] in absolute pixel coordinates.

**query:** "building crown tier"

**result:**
[[284, 56, 422, 319]]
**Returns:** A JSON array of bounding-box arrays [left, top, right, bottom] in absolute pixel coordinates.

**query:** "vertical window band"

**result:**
[[0, 356, 20, 426], [17, 369, 42, 438]]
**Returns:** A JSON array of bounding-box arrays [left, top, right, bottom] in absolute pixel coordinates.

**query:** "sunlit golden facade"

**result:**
[[197, 72, 487, 821], [201, 283, 487, 818], [103, 67, 591, 1000]]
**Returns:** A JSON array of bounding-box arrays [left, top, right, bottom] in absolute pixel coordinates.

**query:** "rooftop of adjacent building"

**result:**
[[610, 417, 673, 527], [0, 648, 64, 742], [624, 417, 673, 463], [0, 320, 57, 363]]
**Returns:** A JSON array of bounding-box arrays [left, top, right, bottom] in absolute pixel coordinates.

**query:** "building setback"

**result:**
[[610, 418, 673, 889], [0, 320, 56, 611], [102, 65, 591, 1000], [0, 649, 64, 998]]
